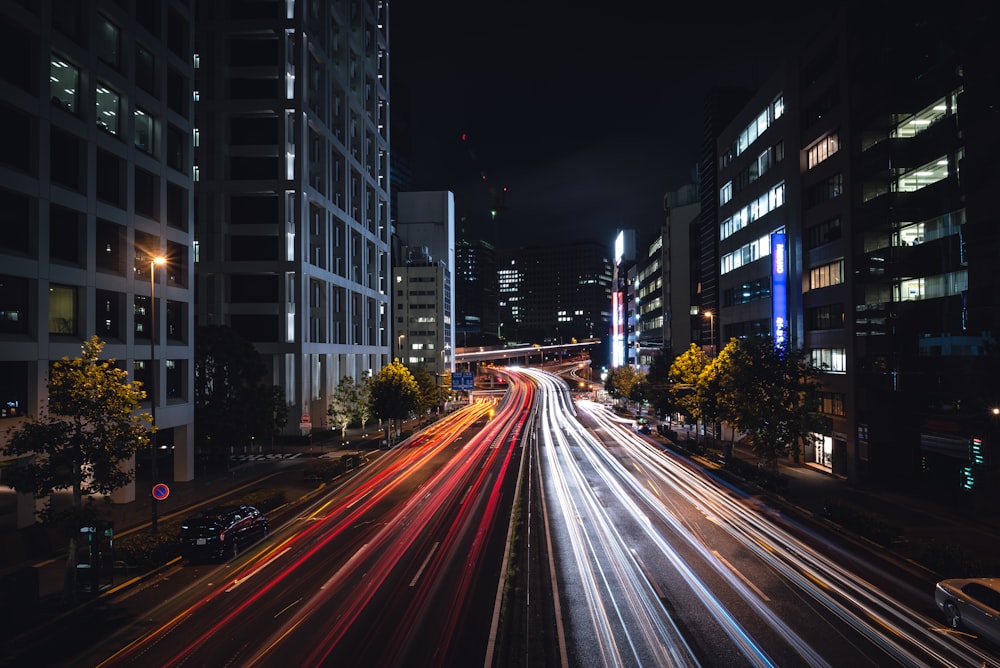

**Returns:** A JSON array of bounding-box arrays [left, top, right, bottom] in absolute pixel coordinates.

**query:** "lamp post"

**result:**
[[397, 333, 405, 361], [704, 310, 715, 356], [149, 255, 165, 533]]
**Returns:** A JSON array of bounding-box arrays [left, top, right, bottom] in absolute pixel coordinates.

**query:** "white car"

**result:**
[[935, 577, 1000, 645]]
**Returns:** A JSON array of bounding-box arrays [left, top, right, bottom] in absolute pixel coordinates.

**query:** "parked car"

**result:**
[[935, 577, 1000, 645], [179, 504, 269, 561]]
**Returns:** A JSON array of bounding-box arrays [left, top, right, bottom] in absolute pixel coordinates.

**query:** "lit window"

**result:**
[[50, 55, 79, 112], [96, 85, 120, 134]]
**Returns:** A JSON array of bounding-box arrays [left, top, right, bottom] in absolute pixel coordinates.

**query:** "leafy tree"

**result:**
[[410, 364, 442, 415], [722, 335, 825, 469], [1, 336, 150, 601], [606, 364, 644, 409], [194, 325, 271, 466], [668, 342, 710, 429], [645, 346, 676, 419], [368, 361, 420, 444], [328, 376, 363, 437], [699, 339, 739, 456]]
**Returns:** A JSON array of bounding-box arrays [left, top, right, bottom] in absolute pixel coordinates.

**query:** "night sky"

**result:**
[[390, 4, 833, 249]]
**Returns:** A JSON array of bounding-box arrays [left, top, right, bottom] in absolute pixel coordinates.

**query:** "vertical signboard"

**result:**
[[771, 232, 787, 346]]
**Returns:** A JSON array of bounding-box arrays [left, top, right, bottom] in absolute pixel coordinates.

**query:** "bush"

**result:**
[[822, 499, 902, 545], [114, 520, 182, 570]]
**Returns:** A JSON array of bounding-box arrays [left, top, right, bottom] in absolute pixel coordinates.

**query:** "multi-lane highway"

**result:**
[[70, 386, 531, 667], [19, 365, 999, 667], [520, 366, 998, 667]]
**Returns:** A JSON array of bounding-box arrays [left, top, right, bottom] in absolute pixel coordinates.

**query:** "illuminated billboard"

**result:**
[[771, 232, 787, 345]]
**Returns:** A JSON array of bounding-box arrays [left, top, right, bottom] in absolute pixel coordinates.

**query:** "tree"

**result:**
[[668, 343, 710, 430], [410, 364, 442, 415], [722, 335, 825, 469], [368, 361, 420, 444], [698, 339, 739, 457], [606, 365, 644, 410], [645, 346, 676, 420], [328, 376, 362, 438], [194, 325, 271, 466], [1, 336, 150, 601]]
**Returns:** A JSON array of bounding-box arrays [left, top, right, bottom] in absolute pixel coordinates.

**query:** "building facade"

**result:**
[[193, 0, 391, 431], [394, 191, 455, 377], [710, 4, 1000, 495], [0, 0, 197, 518]]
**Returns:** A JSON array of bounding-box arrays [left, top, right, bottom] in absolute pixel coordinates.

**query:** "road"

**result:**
[[55, 388, 531, 667], [519, 366, 999, 667]]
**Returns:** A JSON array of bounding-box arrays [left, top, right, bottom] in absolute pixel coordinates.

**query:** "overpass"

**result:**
[[453, 339, 601, 367]]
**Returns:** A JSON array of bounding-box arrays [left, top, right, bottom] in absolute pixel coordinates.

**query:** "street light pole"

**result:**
[[704, 310, 715, 356], [149, 255, 165, 533]]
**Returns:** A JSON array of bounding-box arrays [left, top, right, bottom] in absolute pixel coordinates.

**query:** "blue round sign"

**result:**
[[152, 483, 170, 500]]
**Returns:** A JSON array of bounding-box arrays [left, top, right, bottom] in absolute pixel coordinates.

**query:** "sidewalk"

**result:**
[[0, 424, 395, 606]]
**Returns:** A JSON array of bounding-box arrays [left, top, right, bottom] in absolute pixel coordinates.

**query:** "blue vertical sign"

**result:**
[[771, 233, 787, 346]]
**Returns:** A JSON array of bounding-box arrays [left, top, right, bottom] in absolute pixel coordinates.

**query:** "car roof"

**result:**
[[939, 577, 1000, 591]]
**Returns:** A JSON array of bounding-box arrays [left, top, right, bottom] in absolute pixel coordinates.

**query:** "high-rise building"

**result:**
[[193, 1, 391, 431], [0, 0, 197, 516], [710, 4, 1000, 493], [393, 191, 455, 377], [455, 231, 498, 348], [501, 240, 613, 366]]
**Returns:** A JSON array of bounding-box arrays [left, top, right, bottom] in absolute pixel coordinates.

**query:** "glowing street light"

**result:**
[[704, 310, 715, 355], [149, 255, 165, 533]]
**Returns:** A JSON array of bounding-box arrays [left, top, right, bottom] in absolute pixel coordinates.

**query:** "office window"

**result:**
[[96, 219, 124, 274], [806, 303, 844, 330], [166, 359, 184, 398], [0, 275, 28, 335], [48, 283, 77, 335], [0, 362, 28, 418], [97, 15, 121, 69], [167, 67, 187, 115], [817, 391, 846, 416], [96, 84, 120, 134], [136, 44, 156, 95], [807, 132, 839, 169], [134, 167, 158, 219], [52, 0, 82, 41], [809, 259, 844, 290], [166, 124, 186, 172], [0, 189, 32, 255], [134, 294, 151, 338], [96, 149, 124, 206], [135, 108, 155, 154], [49, 205, 82, 265], [810, 348, 846, 373], [806, 173, 843, 208], [805, 217, 841, 250], [96, 288, 122, 340], [50, 128, 82, 191], [166, 300, 185, 342], [50, 55, 79, 113]]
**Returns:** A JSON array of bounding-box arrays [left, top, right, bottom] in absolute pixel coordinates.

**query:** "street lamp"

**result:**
[[148, 255, 165, 533], [704, 310, 714, 355], [397, 333, 405, 361]]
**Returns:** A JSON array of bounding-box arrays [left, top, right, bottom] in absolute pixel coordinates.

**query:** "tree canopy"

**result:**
[[368, 360, 420, 428], [194, 325, 283, 463], [2, 336, 150, 599]]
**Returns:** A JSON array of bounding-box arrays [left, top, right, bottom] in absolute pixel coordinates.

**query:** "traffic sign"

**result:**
[[151, 483, 170, 500], [451, 371, 474, 391]]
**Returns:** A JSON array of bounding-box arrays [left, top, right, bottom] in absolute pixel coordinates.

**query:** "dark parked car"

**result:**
[[935, 577, 1000, 646], [179, 504, 269, 560]]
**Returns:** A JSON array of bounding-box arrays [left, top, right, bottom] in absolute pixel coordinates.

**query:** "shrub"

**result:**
[[822, 499, 902, 545]]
